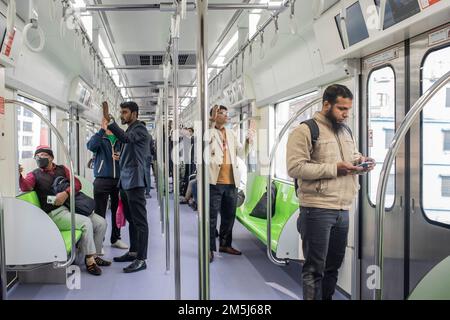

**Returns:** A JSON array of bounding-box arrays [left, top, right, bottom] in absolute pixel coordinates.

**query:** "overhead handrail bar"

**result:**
[[267, 97, 322, 266], [83, 2, 287, 12], [5, 99, 77, 269], [374, 70, 450, 300]]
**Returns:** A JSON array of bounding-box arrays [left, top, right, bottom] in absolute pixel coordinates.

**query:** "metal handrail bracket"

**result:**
[[267, 97, 322, 266], [5, 100, 77, 269]]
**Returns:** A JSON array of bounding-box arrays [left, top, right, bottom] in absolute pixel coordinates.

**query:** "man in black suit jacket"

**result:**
[[103, 101, 150, 273]]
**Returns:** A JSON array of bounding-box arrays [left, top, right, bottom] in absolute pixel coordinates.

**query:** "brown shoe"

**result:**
[[219, 246, 242, 255], [86, 262, 102, 276], [95, 256, 112, 267]]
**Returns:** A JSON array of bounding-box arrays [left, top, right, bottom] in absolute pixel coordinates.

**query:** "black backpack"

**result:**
[[293, 119, 353, 195]]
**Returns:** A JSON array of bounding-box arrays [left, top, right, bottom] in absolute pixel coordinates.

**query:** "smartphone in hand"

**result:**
[[102, 101, 109, 120]]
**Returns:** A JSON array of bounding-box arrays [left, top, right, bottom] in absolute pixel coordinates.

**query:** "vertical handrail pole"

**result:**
[[266, 97, 321, 266], [156, 96, 165, 234], [374, 71, 450, 300], [0, 191, 7, 300], [197, 0, 210, 300], [172, 10, 182, 300], [164, 82, 171, 273]]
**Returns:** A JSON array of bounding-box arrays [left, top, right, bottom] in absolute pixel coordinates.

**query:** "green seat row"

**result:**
[[236, 173, 299, 252], [408, 256, 450, 300], [16, 190, 83, 254]]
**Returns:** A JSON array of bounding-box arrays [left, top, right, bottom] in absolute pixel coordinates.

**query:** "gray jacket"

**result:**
[[108, 120, 150, 191]]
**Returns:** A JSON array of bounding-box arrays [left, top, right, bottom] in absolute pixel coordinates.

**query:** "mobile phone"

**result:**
[[357, 161, 373, 169], [102, 101, 109, 119]]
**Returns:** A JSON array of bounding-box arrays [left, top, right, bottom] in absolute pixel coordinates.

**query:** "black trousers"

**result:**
[[297, 207, 349, 300], [120, 187, 149, 260], [93, 177, 121, 244], [209, 184, 238, 252]]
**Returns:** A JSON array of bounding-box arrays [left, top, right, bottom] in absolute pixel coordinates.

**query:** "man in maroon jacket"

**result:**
[[19, 145, 110, 276]]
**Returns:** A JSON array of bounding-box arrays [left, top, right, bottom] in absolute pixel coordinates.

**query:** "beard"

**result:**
[[326, 107, 345, 132]]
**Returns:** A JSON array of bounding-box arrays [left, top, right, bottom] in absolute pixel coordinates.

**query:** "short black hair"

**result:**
[[210, 105, 227, 116], [120, 101, 139, 116], [323, 84, 353, 106], [187, 127, 194, 133]]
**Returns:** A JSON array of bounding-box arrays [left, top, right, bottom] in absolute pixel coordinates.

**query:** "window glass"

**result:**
[[16, 95, 51, 176], [274, 91, 320, 181], [368, 66, 395, 207], [422, 46, 450, 225]]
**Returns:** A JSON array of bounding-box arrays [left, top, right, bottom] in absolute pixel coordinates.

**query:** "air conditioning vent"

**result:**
[[123, 52, 196, 66]]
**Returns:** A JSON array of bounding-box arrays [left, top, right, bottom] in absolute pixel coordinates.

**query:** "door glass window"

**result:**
[[368, 66, 396, 207], [274, 91, 319, 181], [16, 95, 51, 176], [421, 46, 450, 225]]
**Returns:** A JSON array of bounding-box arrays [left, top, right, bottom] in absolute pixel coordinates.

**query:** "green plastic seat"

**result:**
[[408, 256, 450, 300], [236, 174, 299, 251], [16, 191, 83, 254], [75, 175, 94, 199]]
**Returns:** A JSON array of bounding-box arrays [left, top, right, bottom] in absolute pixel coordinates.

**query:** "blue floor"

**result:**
[[7, 183, 347, 300]]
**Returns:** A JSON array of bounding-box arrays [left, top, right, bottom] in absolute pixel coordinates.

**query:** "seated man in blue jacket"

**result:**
[[87, 122, 128, 250]]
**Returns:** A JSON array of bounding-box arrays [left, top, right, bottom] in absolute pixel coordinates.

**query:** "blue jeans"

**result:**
[[297, 207, 349, 300]]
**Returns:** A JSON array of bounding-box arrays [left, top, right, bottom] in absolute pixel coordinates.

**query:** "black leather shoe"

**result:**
[[123, 259, 147, 273], [219, 246, 242, 255], [113, 252, 137, 262], [209, 251, 214, 263]]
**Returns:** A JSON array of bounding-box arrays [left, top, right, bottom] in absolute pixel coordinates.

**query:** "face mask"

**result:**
[[36, 157, 49, 169]]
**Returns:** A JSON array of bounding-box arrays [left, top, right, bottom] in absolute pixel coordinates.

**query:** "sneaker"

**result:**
[[112, 240, 129, 250], [95, 256, 112, 267]]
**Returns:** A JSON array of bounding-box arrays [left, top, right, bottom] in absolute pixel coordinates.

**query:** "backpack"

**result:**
[[293, 119, 353, 195]]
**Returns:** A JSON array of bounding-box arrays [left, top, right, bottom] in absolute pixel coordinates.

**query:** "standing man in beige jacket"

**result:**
[[208, 105, 253, 262], [287, 84, 375, 300]]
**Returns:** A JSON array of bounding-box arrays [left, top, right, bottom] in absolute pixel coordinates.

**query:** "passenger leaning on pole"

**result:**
[[207, 105, 254, 262], [102, 101, 150, 273], [286, 84, 375, 300], [19, 145, 110, 276]]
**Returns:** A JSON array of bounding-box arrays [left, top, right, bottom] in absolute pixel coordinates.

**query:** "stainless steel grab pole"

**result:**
[[0, 191, 7, 300], [156, 97, 165, 234], [164, 77, 171, 273], [197, 0, 210, 300], [172, 13, 182, 300], [266, 97, 322, 266], [374, 71, 450, 300], [5, 100, 77, 269]]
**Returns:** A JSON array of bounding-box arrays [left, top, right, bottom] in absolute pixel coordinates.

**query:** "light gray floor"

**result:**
[[7, 182, 346, 300]]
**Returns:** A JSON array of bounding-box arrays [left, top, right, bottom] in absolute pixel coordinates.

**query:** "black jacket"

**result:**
[[52, 176, 95, 217], [108, 120, 150, 190]]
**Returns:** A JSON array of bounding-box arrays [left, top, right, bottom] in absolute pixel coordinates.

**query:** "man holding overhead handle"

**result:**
[[287, 84, 375, 300]]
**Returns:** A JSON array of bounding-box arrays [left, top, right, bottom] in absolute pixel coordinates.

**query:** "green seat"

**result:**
[[236, 174, 299, 251], [16, 191, 83, 254], [76, 175, 94, 199], [408, 256, 450, 300]]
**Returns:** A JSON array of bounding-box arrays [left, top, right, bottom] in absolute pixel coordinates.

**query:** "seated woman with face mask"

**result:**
[[18, 145, 111, 276]]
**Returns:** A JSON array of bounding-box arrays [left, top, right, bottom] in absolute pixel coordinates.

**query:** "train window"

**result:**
[[367, 66, 396, 208], [334, 1, 369, 47], [444, 130, 450, 151], [274, 91, 319, 181], [441, 176, 450, 197], [421, 46, 450, 225], [16, 95, 51, 176], [374, 0, 421, 30]]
